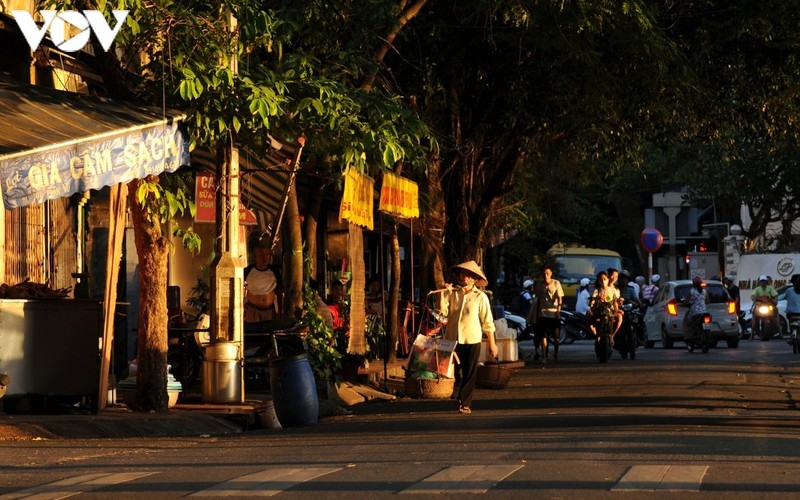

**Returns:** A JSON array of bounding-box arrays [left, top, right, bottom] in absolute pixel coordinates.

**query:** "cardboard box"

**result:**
[[480, 338, 518, 363]]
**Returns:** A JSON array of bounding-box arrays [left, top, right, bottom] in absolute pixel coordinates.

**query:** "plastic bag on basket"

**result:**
[[407, 334, 457, 378]]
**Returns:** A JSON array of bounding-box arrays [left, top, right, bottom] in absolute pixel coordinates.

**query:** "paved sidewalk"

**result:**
[[0, 404, 247, 440], [0, 383, 384, 441]]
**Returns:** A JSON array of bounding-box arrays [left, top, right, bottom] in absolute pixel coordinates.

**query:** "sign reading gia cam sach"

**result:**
[[1, 121, 190, 210]]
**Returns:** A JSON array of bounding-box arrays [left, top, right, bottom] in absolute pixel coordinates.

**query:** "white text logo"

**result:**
[[12, 10, 129, 53]]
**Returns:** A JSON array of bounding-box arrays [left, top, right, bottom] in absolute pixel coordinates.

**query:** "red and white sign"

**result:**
[[194, 172, 258, 225]]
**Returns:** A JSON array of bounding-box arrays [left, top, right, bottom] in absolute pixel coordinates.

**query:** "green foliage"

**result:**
[[133, 171, 202, 254], [98, 0, 435, 180], [301, 257, 342, 382]]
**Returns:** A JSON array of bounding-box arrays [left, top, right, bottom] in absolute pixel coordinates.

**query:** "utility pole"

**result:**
[[206, 11, 245, 404]]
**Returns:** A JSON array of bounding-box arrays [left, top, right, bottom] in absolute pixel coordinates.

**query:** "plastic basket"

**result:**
[[476, 362, 515, 389], [404, 377, 455, 399]]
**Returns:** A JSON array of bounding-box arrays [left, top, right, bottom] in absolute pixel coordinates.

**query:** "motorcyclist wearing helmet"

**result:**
[[575, 278, 592, 315], [751, 275, 778, 337], [723, 275, 745, 333], [514, 279, 535, 315], [641, 274, 660, 306], [681, 276, 708, 343]]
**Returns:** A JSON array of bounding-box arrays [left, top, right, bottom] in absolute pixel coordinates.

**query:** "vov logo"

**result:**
[[12, 10, 129, 53]]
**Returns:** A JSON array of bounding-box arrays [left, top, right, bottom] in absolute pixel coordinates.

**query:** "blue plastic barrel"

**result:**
[[269, 354, 319, 427]]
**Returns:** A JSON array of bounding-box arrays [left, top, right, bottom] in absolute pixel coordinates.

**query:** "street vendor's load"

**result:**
[[404, 335, 457, 399], [0, 279, 72, 299]]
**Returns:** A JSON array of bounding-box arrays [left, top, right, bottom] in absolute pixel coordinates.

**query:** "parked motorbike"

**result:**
[[560, 310, 591, 344], [614, 303, 639, 360], [684, 313, 712, 353], [243, 319, 309, 391], [750, 299, 777, 341], [505, 309, 587, 344]]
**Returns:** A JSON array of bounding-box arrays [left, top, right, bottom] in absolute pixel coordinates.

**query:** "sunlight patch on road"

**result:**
[[0, 472, 157, 499], [613, 465, 707, 491], [400, 465, 524, 494], [189, 467, 341, 497]]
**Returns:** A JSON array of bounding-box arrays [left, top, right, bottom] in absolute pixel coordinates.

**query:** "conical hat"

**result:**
[[451, 260, 488, 287]]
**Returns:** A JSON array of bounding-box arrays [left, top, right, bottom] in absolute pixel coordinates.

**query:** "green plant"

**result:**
[[302, 258, 342, 381], [185, 276, 210, 314]]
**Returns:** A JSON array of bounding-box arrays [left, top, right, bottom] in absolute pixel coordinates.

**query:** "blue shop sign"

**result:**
[[1, 121, 189, 209]]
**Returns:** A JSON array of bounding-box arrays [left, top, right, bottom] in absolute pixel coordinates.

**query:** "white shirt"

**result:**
[[576, 288, 591, 314], [246, 267, 277, 295], [442, 286, 496, 345]]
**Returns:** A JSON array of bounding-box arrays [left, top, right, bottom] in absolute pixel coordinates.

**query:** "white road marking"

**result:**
[[189, 467, 342, 497], [400, 465, 524, 494], [0, 472, 157, 500], [613, 465, 708, 491]]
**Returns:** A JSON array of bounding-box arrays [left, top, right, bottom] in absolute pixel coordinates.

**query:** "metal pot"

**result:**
[[203, 341, 239, 361]]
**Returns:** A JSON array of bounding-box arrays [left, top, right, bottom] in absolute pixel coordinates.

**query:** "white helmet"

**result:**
[[580, 278, 590, 287], [523, 279, 534, 289], [651, 274, 660, 283]]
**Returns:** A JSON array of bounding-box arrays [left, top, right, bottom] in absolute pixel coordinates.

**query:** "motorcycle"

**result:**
[[684, 312, 712, 353], [750, 298, 777, 341], [788, 316, 800, 354], [505, 309, 587, 344], [588, 299, 615, 363], [560, 310, 591, 344], [243, 319, 309, 391], [614, 302, 639, 360]]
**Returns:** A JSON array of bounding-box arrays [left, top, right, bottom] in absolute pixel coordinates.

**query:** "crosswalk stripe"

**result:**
[[613, 465, 708, 491], [189, 467, 342, 497], [400, 465, 524, 494], [0, 472, 157, 500]]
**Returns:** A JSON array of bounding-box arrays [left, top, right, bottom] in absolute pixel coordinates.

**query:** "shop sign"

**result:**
[[1, 121, 189, 210], [194, 172, 257, 225], [338, 167, 374, 229], [379, 171, 419, 218]]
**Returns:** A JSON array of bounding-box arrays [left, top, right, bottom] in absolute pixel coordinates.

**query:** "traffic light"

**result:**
[[685, 254, 691, 264]]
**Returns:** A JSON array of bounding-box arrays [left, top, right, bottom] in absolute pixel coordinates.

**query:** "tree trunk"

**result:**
[[302, 175, 324, 278], [387, 220, 400, 363], [127, 178, 169, 412], [284, 183, 304, 319], [417, 157, 447, 293]]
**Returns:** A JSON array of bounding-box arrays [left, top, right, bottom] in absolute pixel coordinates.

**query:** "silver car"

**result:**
[[643, 280, 740, 349]]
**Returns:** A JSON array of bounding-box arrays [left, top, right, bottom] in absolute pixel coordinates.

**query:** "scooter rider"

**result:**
[[681, 276, 708, 343], [575, 278, 591, 315], [750, 275, 778, 337], [641, 274, 660, 307]]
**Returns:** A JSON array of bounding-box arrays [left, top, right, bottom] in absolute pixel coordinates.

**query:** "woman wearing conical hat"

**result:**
[[441, 260, 498, 414]]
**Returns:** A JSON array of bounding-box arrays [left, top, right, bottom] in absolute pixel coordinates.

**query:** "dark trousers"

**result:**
[[454, 342, 481, 408]]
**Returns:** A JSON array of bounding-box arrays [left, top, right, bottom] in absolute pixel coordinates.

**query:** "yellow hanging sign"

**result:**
[[339, 167, 374, 229], [379, 171, 419, 218]]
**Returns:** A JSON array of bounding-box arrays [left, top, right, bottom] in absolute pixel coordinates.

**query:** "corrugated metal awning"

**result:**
[[0, 78, 189, 209]]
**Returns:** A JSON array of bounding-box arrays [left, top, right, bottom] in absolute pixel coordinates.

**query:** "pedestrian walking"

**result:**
[[442, 260, 498, 414]]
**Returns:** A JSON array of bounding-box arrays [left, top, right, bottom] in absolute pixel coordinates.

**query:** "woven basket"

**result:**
[[476, 362, 515, 389], [405, 377, 455, 399]]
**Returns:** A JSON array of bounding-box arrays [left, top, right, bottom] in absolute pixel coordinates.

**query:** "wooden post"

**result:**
[[98, 182, 128, 410]]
